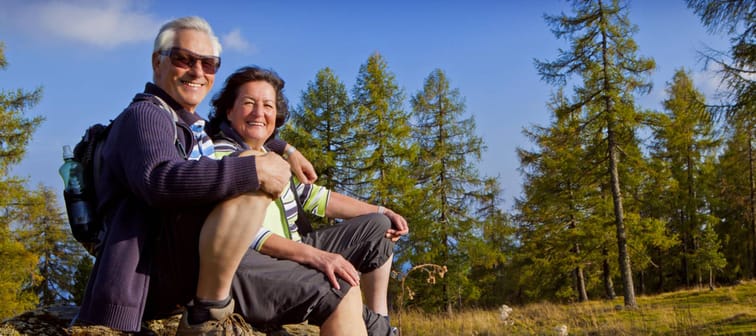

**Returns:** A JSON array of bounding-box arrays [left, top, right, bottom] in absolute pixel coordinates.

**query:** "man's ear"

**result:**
[[151, 52, 160, 74]]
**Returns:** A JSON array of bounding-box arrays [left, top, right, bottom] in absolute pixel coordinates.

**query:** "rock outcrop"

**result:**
[[0, 306, 318, 335]]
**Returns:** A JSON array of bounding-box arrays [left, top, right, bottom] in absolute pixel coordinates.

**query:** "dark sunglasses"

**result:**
[[158, 47, 221, 74]]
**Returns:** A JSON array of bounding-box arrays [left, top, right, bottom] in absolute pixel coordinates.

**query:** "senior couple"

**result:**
[[74, 16, 408, 336]]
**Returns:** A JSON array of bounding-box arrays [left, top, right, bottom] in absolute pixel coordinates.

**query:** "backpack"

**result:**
[[69, 94, 186, 256]]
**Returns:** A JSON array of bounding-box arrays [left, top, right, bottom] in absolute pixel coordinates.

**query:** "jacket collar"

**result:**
[[144, 82, 202, 125]]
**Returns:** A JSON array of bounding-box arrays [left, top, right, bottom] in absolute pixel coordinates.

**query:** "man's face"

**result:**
[[152, 29, 216, 112]]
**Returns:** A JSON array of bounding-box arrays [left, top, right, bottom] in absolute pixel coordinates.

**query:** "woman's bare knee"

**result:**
[[320, 287, 367, 336]]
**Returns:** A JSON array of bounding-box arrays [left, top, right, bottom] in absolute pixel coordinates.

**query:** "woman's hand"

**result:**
[[305, 248, 360, 290], [259, 234, 358, 289], [382, 208, 409, 242], [285, 146, 317, 183]]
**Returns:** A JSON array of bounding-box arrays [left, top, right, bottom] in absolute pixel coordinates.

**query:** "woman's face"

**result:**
[[227, 80, 277, 149]]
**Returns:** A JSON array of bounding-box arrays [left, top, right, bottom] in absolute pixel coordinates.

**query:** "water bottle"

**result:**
[[60, 145, 93, 241]]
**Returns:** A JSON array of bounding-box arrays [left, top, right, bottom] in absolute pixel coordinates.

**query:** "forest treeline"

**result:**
[[0, 0, 753, 320]]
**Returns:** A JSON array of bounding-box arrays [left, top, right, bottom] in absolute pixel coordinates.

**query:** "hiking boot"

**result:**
[[176, 299, 254, 336]]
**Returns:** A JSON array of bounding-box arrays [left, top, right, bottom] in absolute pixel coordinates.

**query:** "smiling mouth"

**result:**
[[246, 121, 265, 127], [181, 80, 204, 88]]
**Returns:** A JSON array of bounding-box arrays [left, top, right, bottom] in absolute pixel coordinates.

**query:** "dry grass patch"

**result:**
[[395, 280, 756, 336]]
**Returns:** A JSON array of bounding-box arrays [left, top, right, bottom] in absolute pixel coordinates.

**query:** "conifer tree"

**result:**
[[713, 119, 755, 279], [281, 67, 358, 228], [0, 41, 44, 318], [350, 53, 419, 311], [0, 224, 38, 319], [535, 0, 655, 307], [691, 220, 727, 289], [647, 69, 719, 287], [470, 177, 513, 307], [350, 52, 416, 211], [516, 89, 604, 302], [281, 67, 356, 193], [687, 0, 756, 279], [71, 255, 93, 305], [408, 69, 485, 312], [15, 186, 86, 305]]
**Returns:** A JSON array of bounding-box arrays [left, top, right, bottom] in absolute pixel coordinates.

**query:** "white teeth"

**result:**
[[246, 122, 264, 126], [182, 81, 203, 88]]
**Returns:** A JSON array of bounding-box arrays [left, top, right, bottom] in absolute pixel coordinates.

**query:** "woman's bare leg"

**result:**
[[320, 286, 368, 336], [361, 257, 392, 316]]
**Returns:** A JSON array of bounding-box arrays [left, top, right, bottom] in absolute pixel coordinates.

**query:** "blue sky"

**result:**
[[0, 0, 729, 210]]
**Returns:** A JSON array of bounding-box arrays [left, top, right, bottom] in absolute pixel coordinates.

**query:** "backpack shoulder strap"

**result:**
[[290, 177, 314, 235], [133, 93, 187, 159]]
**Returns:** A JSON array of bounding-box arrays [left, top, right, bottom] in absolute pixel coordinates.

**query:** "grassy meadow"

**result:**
[[393, 280, 756, 335]]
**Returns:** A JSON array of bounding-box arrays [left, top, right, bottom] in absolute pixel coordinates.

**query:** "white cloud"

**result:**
[[691, 64, 728, 103], [222, 28, 257, 54], [1, 0, 161, 49]]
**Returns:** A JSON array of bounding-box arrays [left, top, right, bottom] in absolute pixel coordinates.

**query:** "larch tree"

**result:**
[[535, 0, 655, 307], [281, 68, 357, 228], [0, 41, 45, 318], [71, 253, 93, 305], [350, 52, 416, 214], [687, 0, 756, 279], [691, 221, 727, 289], [15, 186, 86, 305], [516, 89, 604, 303], [350, 53, 419, 312], [470, 176, 514, 307], [407, 69, 485, 313], [647, 69, 720, 287], [282, 67, 357, 194], [713, 118, 755, 279]]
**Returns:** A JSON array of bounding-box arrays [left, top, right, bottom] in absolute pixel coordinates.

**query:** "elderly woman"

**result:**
[[206, 66, 408, 336]]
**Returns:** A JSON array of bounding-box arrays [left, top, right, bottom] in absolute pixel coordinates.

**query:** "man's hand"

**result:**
[[248, 152, 291, 198], [286, 147, 317, 184]]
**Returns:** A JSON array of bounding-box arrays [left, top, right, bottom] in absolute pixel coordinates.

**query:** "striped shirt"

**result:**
[[213, 136, 330, 250], [188, 120, 216, 160]]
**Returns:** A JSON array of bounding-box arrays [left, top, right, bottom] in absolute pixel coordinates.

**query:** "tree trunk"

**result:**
[[709, 268, 715, 291], [657, 248, 665, 293], [602, 247, 616, 300], [576, 266, 589, 302], [598, 3, 636, 305], [445, 283, 453, 314], [607, 113, 637, 307], [638, 271, 645, 295], [681, 209, 691, 287], [570, 214, 588, 302], [749, 127, 756, 279]]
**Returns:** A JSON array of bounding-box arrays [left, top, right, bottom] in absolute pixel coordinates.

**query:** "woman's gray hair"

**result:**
[[153, 16, 222, 56]]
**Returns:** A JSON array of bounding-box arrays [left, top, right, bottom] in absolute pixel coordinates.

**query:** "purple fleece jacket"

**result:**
[[77, 83, 286, 331]]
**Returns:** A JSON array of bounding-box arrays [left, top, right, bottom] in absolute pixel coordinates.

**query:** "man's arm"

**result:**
[[115, 102, 272, 207]]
